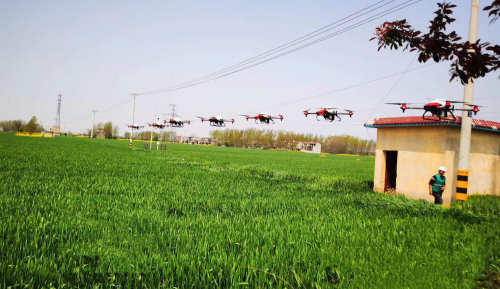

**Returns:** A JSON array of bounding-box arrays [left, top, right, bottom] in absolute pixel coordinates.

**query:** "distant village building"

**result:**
[[365, 116, 500, 205], [297, 142, 321, 153], [176, 135, 183, 143], [96, 128, 105, 139], [43, 131, 54, 138], [200, 137, 212, 145], [54, 126, 61, 136], [0, 127, 3, 132]]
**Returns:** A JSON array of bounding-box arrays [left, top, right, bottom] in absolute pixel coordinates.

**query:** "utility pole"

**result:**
[[130, 94, 138, 149], [456, 0, 480, 202], [91, 110, 97, 142], [54, 94, 62, 135]]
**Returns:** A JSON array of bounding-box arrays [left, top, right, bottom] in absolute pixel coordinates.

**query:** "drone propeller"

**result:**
[[344, 109, 354, 117], [464, 103, 483, 107]]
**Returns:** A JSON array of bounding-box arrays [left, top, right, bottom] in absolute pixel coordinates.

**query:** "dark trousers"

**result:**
[[433, 191, 443, 205]]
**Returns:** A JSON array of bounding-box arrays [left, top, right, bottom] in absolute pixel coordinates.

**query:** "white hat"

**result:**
[[438, 166, 447, 172]]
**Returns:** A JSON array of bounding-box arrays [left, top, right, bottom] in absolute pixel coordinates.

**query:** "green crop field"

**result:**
[[0, 133, 499, 288]]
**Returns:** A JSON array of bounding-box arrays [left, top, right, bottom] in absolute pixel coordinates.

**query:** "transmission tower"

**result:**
[[54, 94, 62, 135], [167, 104, 178, 142]]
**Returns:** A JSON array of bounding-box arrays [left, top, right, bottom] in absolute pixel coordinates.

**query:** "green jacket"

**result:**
[[430, 174, 446, 193]]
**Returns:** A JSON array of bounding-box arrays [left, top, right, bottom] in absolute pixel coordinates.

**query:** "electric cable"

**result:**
[[136, 0, 396, 95], [230, 63, 435, 117], [365, 54, 418, 140], [136, 0, 423, 95]]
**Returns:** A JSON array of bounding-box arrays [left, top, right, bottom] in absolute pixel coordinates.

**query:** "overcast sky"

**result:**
[[1, 0, 499, 139]]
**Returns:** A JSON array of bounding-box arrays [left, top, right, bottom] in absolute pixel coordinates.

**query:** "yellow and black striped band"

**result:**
[[456, 170, 468, 201]]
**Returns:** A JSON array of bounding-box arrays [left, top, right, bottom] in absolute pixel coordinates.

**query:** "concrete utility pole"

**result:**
[[130, 94, 138, 149], [456, 0, 480, 202], [91, 110, 97, 142]]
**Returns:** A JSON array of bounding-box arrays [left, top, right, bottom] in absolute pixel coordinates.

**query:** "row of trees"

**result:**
[[210, 128, 376, 155], [0, 117, 44, 134]]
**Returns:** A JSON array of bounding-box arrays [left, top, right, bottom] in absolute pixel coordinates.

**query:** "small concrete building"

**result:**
[[297, 142, 322, 154], [54, 126, 61, 136], [43, 131, 54, 138], [200, 137, 212, 145], [0, 127, 3, 132], [96, 128, 106, 139], [365, 116, 500, 205]]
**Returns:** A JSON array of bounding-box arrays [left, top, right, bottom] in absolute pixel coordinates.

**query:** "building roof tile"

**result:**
[[365, 116, 500, 133]]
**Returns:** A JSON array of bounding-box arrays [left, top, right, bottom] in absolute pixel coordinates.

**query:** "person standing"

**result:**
[[429, 167, 447, 205]]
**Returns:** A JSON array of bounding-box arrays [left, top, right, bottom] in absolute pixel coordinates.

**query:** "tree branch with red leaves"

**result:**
[[370, 1, 500, 84]]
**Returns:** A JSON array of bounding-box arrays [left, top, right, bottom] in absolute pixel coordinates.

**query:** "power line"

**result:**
[[365, 54, 418, 140], [233, 63, 435, 115], [136, 0, 423, 95], [136, 0, 396, 95], [476, 96, 500, 100]]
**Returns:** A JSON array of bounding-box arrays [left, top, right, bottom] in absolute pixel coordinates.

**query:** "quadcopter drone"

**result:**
[[240, 113, 283, 124], [303, 107, 354, 122], [197, 116, 235, 127], [387, 98, 482, 121], [165, 118, 191, 128], [147, 118, 168, 129], [127, 124, 144, 130]]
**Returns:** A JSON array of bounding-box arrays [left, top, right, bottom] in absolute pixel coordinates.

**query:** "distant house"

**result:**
[[0, 127, 3, 132], [54, 126, 61, 136], [297, 142, 321, 153], [43, 131, 54, 138], [365, 116, 500, 205], [200, 137, 212, 145], [176, 135, 183, 143], [96, 128, 105, 139]]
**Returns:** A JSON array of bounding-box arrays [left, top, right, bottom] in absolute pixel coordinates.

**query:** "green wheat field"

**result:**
[[1, 133, 499, 288]]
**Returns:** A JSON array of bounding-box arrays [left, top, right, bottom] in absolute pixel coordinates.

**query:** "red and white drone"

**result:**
[[303, 107, 354, 121], [147, 118, 168, 129], [165, 118, 191, 128], [127, 124, 144, 130], [197, 116, 234, 127], [387, 98, 482, 121], [240, 113, 284, 124]]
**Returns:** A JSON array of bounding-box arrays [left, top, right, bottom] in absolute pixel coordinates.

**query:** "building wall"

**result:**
[[43, 131, 54, 138], [299, 142, 321, 154], [373, 126, 500, 205]]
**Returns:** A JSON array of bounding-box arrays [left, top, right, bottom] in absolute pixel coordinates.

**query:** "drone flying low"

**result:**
[[387, 98, 482, 121], [240, 113, 284, 124], [127, 124, 144, 130], [147, 118, 168, 129], [165, 118, 191, 128], [303, 107, 354, 121], [197, 116, 235, 127]]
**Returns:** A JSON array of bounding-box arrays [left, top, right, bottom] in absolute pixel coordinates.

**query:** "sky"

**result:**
[[0, 0, 499, 139]]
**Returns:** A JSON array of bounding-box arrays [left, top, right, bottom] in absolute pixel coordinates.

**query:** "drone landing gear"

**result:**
[[423, 109, 457, 122]]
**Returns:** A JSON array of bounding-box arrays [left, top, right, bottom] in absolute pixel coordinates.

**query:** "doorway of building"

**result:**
[[384, 151, 398, 192]]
